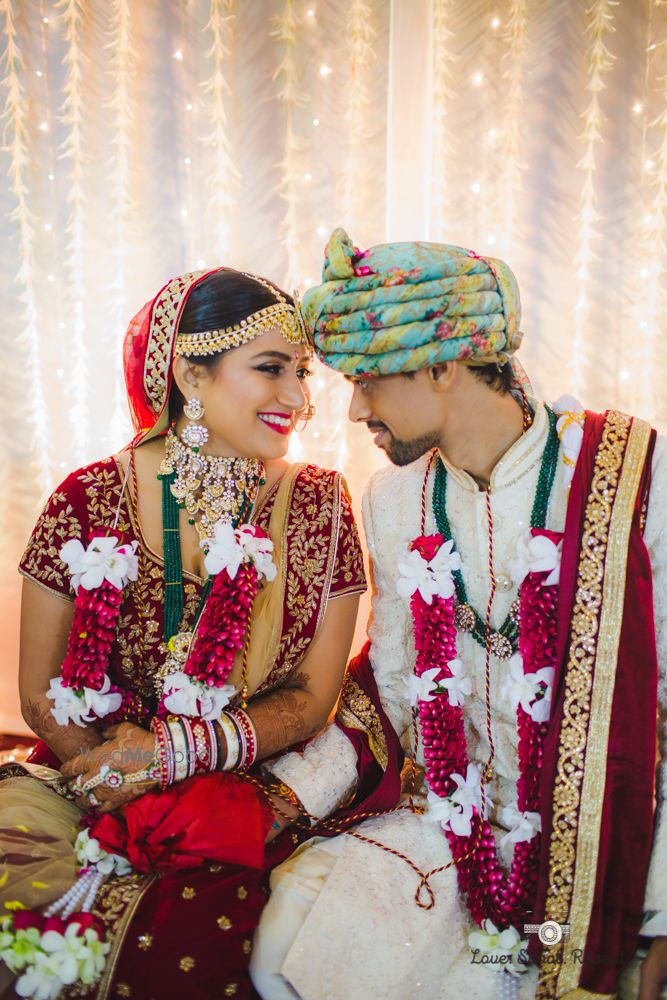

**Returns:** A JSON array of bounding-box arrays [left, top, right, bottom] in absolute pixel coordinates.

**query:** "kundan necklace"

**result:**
[[433, 406, 559, 660], [159, 426, 264, 545], [157, 427, 265, 643]]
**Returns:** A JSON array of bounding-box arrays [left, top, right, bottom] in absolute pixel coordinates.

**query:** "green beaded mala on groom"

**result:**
[[432, 406, 559, 658]]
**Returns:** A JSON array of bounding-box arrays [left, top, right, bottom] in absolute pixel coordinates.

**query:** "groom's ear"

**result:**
[[427, 361, 456, 393]]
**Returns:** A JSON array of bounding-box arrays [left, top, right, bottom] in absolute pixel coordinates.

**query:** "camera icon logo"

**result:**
[[523, 920, 570, 946]]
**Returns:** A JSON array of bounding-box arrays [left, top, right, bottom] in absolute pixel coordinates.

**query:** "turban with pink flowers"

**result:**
[[302, 228, 527, 384]]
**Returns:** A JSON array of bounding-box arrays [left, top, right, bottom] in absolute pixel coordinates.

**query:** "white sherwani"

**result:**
[[251, 403, 667, 1000]]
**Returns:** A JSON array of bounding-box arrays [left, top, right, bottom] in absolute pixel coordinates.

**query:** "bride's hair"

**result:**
[[178, 268, 294, 334], [170, 268, 294, 419]]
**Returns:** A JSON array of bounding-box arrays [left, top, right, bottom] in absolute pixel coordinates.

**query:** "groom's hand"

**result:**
[[638, 936, 667, 999]]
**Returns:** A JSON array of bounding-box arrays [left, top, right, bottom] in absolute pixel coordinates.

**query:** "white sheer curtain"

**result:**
[[1, 0, 665, 733]]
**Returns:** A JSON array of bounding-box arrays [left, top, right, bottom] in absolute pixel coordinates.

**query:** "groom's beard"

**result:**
[[368, 422, 441, 466]]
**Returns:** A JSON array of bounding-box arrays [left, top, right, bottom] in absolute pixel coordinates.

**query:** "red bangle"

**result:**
[[227, 707, 257, 769]]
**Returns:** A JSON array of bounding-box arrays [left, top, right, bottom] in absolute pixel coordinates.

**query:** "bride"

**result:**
[[0, 268, 366, 1000]]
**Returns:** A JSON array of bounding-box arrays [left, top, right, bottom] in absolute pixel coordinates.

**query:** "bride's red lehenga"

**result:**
[[1, 270, 366, 1000]]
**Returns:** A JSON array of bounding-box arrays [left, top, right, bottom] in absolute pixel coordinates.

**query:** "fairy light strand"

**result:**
[[1, 0, 53, 493], [500, 0, 528, 257], [108, 0, 135, 447], [636, 20, 667, 418], [272, 0, 307, 289], [430, 0, 455, 242], [341, 0, 374, 234], [57, 0, 89, 459], [202, 0, 238, 263], [570, 0, 617, 397]]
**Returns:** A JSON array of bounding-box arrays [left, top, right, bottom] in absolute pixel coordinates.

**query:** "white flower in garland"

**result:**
[[203, 522, 277, 583], [427, 763, 486, 837], [47, 676, 122, 728], [403, 666, 440, 707], [502, 655, 554, 724], [509, 532, 562, 588], [0, 914, 110, 1000], [14, 924, 110, 999], [405, 659, 471, 711], [440, 658, 472, 708], [468, 919, 528, 976], [236, 524, 277, 582], [59, 537, 139, 593], [0, 919, 41, 973], [526, 535, 562, 587], [161, 670, 236, 720], [500, 804, 542, 847], [396, 538, 461, 604], [74, 830, 131, 877]]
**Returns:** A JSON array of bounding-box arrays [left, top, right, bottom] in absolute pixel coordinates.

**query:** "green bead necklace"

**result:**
[[432, 406, 560, 659]]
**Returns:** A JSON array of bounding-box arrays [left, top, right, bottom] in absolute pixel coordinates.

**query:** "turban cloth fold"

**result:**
[[303, 228, 526, 381]]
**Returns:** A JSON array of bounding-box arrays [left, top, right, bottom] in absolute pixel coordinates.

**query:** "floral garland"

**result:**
[[49, 523, 276, 727], [399, 527, 562, 936], [47, 534, 139, 727], [158, 521, 276, 718], [0, 830, 129, 1000]]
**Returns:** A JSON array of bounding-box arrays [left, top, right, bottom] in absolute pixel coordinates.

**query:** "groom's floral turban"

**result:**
[[302, 228, 527, 383]]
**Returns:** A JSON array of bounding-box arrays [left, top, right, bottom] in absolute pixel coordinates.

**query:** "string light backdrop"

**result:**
[[1, 0, 666, 734]]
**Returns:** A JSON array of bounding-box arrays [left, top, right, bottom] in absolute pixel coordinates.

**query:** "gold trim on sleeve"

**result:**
[[337, 674, 388, 770]]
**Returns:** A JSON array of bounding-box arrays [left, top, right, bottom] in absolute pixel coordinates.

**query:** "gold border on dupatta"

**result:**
[[536, 412, 651, 999], [337, 674, 389, 770], [93, 874, 158, 1000], [143, 271, 205, 414]]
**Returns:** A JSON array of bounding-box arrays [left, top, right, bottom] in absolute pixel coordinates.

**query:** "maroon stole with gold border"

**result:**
[[530, 410, 658, 999]]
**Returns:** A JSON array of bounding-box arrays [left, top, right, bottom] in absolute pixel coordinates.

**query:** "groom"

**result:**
[[251, 230, 667, 1000]]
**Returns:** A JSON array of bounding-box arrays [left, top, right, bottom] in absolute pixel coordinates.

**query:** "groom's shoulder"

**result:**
[[365, 452, 433, 512]]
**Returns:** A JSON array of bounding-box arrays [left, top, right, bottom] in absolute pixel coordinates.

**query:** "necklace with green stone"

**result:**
[[157, 428, 265, 642], [432, 405, 560, 659]]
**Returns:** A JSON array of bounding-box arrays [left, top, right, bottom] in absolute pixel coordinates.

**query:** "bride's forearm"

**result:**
[[245, 680, 325, 761], [22, 695, 103, 766]]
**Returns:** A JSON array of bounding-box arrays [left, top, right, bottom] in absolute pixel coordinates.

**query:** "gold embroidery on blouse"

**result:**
[[20, 491, 82, 593], [179, 956, 196, 972], [536, 411, 633, 998], [259, 469, 340, 691], [337, 674, 388, 770]]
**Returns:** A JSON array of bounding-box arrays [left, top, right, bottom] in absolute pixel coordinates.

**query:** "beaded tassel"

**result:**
[[160, 470, 184, 642]]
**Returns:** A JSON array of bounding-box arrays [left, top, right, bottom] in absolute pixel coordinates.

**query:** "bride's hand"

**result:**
[[264, 791, 300, 843], [61, 722, 159, 813]]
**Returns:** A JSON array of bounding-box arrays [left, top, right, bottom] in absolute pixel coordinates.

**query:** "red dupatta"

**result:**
[[530, 410, 658, 998]]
